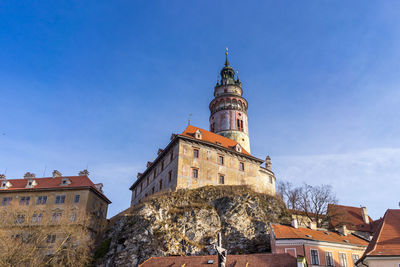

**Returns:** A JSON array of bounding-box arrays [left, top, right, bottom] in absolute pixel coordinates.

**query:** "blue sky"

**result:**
[[1, 1, 400, 218]]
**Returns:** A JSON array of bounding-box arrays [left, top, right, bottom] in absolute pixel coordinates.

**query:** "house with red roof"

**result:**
[[328, 204, 381, 240], [0, 170, 111, 235], [271, 220, 369, 267], [356, 209, 400, 267], [139, 253, 297, 267]]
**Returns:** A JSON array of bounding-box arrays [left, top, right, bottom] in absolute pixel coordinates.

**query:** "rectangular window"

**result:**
[[15, 214, 25, 224], [192, 168, 198, 178], [239, 162, 245, 171], [152, 187, 155, 195], [51, 212, 62, 222], [36, 196, 47, 205], [32, 214, 37, 223], [55, 195, 65, 204], [70, 213, 76, 222], [168, 171, 172, 183], [219, 155, 224, 165], [339, 253, 347, 267], [311, 249, 319, 265], [161, 161, 164, 171], [159, 180, 163, 190], [147, 177, 149, 186], [154, 169, 157, 179], [193, 149, 199, 158], [352, 254, 360, 265], [2, 197, 12, 206], [19, 196, 30, 206], [219, 175, 225, 184], [74, 195, 80, 203], [170, 151, 173, 161], [325, 252, 334, 266]]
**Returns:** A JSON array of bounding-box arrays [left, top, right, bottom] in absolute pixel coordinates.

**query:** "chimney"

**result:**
[[338, 224, 348, 236], [23, 172, 36, 179], [309, 221, 317, 230], [361, 207, 370, 224], [52, 170, 62, 178], [79, 169, 89, 176], [265, 156, 272, 170], [146, 161, 152, 168], [291, 219, 299, 229], [94, 183, 103, 193], [0, 174, 5, 180], [157, 149, 164, 155], [137, 173, 143, 179]]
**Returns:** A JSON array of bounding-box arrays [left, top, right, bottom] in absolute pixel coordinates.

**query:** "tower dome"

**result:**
[[209, 51, 251, 153]]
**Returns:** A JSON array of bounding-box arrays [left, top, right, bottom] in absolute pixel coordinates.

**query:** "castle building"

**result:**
[[130, 53, 276, 206]]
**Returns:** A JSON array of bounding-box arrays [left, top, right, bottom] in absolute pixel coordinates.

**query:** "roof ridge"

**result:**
[[367, 210, 386, 256]]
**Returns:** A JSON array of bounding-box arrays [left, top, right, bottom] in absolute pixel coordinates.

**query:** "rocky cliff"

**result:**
[[95, 186, 290, 267]]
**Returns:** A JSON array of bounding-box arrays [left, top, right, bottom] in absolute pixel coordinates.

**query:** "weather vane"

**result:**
[[188, 113, 192, 125]]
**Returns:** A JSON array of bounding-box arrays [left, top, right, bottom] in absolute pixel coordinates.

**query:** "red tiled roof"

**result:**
[[139, 253, 297, 267], [362, 209, 400, 257], [328, 204, 374, 232], [272, 224, 368, 246], [180, 125, 251, 156], [0, 176, 111, 203]]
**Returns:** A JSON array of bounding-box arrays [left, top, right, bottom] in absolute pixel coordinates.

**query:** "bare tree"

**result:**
[[277, 181, 301, 210], [278, 181, 338, 228], [0, 203, 94, 267]]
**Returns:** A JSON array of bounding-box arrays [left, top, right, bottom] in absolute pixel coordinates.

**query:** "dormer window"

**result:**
[[1, 181, 12, 189], [60, 178, 71, 186], [25, 179, 37, 188], [234, 144, 242, 152], [195, 129, 202, 140]]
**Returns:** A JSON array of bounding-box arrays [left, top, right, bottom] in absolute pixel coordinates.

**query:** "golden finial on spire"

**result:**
[[224, 47, 230, 66]]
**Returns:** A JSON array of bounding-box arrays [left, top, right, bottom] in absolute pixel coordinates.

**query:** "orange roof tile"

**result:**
[[139, 253, 297, 267], [0, 176, 111, 203], [272, 224, 368, 246], [328, 204, 374, 232], [362, 209, 400, 257], [180, 125, 251, 156]]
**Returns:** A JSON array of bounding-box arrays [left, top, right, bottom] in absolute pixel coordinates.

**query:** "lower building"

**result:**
[[328, 204, 381, 240], [356, 209, 400, 267], [139, 253, 297, 267], [270, 220, 368, 267], [0, 170, 111, 262]]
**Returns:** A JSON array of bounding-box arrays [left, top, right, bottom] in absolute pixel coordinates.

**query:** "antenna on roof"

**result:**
[[42, 165, 47, 177], [188, 113, 192, 125]]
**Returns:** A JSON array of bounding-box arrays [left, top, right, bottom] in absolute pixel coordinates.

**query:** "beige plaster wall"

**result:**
[[176, 140, 275, 195]]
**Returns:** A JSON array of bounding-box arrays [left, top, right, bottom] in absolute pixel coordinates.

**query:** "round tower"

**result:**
[[209, 51, 251, 153]]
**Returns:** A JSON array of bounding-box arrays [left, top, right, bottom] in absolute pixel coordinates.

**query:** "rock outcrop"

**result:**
[[95, 186, 290, 267]]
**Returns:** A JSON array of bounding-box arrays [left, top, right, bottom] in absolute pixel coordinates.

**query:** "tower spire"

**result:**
[[225, 47, 230, 66], [209, 50, 251, 153]]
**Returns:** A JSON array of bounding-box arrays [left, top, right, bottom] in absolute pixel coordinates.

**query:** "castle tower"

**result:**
[[209, 51, 251, 153]]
